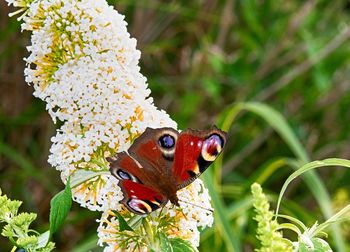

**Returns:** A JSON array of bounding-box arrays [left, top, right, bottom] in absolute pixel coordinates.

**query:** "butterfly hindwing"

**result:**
[[173, 127, 227, 189], [108, 152, 168, 214], [119, 180, 167, 215], [108, 152, 143, 183]]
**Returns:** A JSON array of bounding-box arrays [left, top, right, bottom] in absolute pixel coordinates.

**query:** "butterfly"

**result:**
[[107, 126, 227, 215]]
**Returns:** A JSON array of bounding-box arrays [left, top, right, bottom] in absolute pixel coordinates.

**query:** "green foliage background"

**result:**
[[1, 0, 350, 251]]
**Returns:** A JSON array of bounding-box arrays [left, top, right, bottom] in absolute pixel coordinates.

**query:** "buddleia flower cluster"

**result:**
[[6, 0, 213, 250]]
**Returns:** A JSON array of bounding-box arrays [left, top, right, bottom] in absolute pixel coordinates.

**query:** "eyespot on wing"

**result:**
[[201, 133, 225, 161]]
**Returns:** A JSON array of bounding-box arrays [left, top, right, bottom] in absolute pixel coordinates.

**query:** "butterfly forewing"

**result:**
[[173, 127, 227, 189], [128, 127, 179, 176]]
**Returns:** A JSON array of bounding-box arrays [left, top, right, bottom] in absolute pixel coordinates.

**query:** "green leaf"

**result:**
[[114, 212, 133, 232], [37, 231, 50, 249], [312, 238, 333, 252], [127, 215, 143, 229], [70, 169, 110, 188], [276, 158, 350, 215], [49, 180, 72, 235], [298, 238, 333, 252], [299, 243, 310, 252], [277, 223, 302, 236], [169, 238, 198, 252], [158, 232, 173, 252], [276, 214, 307, 232]]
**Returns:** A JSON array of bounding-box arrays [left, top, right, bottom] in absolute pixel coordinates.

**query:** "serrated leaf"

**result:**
[[158, 232, 173, 252], [114, 212, 133, 232], [49, 180, 72, 235], [169, 238, 198, 252]]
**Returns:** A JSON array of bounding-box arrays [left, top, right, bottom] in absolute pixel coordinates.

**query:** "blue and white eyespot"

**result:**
[[158, 131, 178, 159], [117, 169, 132, 180], [116, 169, 139, 182], [158, 134, 175, 149]]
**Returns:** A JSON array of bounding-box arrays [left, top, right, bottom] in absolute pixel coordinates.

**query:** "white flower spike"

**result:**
[[7, 0, 214, 250]]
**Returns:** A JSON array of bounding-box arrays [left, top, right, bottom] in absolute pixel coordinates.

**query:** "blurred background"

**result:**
[[1, 0, 350, 251]]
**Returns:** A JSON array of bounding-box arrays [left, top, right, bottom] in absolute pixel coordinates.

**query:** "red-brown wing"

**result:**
[[108, 127, 180, 214], [118, 180, 168, 215], [108, 126, 226, 213], [108, 152, 145, 183], [127, 127, 179, 178], [108, 152, 168, 215], [173, 127, 227, 189], [108, 127, 179, 186]]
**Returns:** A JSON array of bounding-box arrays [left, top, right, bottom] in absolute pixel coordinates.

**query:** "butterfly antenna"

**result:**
[[179, 208, 188, 220], [178, 199, 214, 213]]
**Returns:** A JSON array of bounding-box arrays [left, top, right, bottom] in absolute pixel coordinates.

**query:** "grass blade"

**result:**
[[202, 173, 240, 252], [276, 158, 350, 215], [239, 102, 308, 162]]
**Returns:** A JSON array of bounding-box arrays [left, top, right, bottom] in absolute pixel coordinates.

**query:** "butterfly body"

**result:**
[[108, 127, 226, 215]]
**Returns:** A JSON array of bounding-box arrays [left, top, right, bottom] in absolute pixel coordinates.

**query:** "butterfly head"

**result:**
[[169, 193, 180, 206]]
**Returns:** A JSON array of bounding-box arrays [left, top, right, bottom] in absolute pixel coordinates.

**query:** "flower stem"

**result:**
[[142, 217, 158, 251]]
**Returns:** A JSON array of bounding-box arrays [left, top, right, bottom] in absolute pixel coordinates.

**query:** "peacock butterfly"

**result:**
[[107, 126, 227, 215]]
